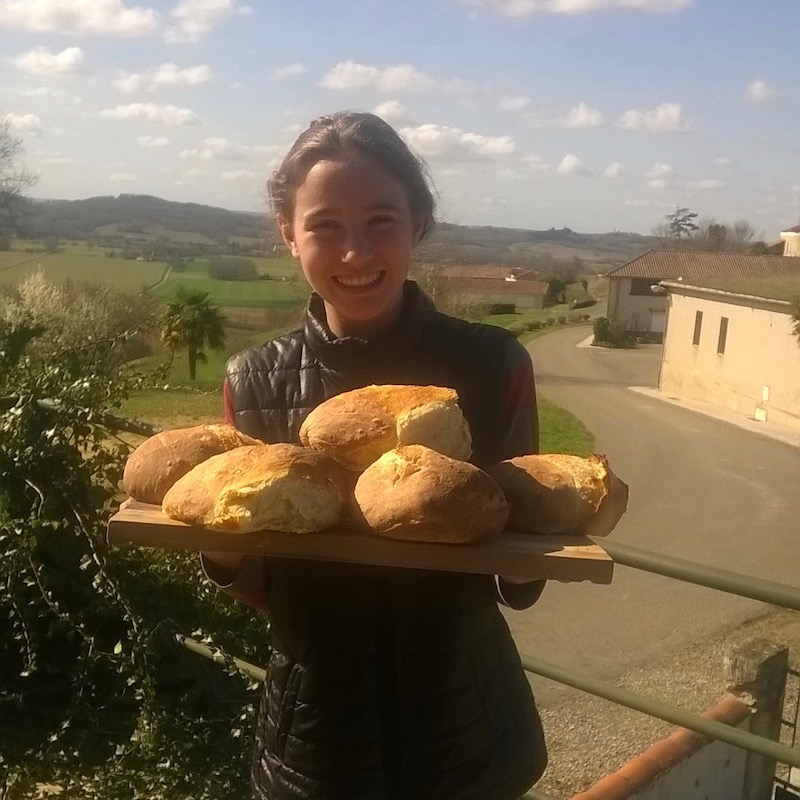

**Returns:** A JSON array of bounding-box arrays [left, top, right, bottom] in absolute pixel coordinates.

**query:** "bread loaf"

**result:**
[[486, 453, 628, 537], [353, 444, 509, 543], [162, 443, 350, 534], [299, 384, 472, 472], [123, 423, 260, 504]]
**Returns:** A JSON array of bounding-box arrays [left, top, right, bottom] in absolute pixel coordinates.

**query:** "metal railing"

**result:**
[[177, 537, 800, 799]]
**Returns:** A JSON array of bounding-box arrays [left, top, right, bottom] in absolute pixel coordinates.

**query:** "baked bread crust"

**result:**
[[123, 423, 260, 504], [162, 443, 350, 534], [487, 453, 628, 536], [299, 384, 472, 472], [353, 444, 509, 543]]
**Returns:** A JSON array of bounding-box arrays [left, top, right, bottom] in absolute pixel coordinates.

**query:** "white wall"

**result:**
[[660, 289, 800, 431], [608, 277, 668, 331]]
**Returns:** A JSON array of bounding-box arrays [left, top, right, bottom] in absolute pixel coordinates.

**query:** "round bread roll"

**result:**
[[353, 444, 509, 544], [162, 443, 351, 534], [123, 423, 260, 504], [487, 453, 628, 537], [299, 384, 472, 472]]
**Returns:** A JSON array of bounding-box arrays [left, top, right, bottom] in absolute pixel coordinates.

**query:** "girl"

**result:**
[[202, 111, 548, 800]]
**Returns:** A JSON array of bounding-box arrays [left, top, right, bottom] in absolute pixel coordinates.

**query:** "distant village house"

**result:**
[[439, 265, 549, 310]]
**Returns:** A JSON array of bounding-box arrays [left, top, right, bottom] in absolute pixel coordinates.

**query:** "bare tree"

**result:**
[[0, 120, 37, 237]]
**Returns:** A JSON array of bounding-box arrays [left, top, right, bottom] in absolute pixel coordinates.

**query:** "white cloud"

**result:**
[[321, 61, 434, 92], [2, 112, 43, 136], [109, 171, 137, 181], [180, 137, 250, 160], [14, 47, 85, 76], [646, 161, 673, 188], [220, 169, 261, 181], [646, 162, 672, 179], [100, 103, 200, 125], [41, 155, 73, 165], [271, 62, 305, 81], [138, 135, 170, 147], [400, 124, 515, 161], [745, 79, 779, 105], [603, 161, 624, 178], [712, 156, 732, 166], [115, 63, 213, 93], [620, 102, 689, 132], [165, 0, 248, 43], [686, 178, 724, 190], [373, 100, 411, 125], [562, 101, 603, 128], [499, 94, 532, 111], [557, 153, 591, 175], [0, 0, 159, 36], [497, 168, 529, 181], [184, 167, 209, 176], [645, 162, 673, 188], [455, 0, 690, 17], [20, 87, 56, 97], [522, 154, 549, 171]]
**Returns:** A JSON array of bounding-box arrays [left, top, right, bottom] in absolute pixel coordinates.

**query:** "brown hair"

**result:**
[[268, 111, 436, 241]]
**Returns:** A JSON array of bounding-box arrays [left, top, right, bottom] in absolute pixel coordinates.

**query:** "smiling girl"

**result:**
[[202, 111, 548, 799]]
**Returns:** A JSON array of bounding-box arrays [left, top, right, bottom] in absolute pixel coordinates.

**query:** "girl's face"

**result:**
[[279, 154, 421, 338]]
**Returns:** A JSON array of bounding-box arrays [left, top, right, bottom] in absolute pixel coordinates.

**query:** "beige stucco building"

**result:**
[[781, 224, 800, 256], [659, 281, 800, 432]]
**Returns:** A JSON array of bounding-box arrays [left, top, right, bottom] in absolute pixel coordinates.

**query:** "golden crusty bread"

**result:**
[[486, 453, 628, 537], [299, 384, 472, 472], [123, 423, 260, 504], [353, 444, 509, 543], [162, 443, 351, 534]]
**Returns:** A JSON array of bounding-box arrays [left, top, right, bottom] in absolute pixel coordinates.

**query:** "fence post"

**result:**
[[724, 637, 790, 800]]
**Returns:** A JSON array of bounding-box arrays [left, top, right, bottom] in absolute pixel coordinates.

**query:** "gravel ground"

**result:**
[[529, 608, 800, 798]]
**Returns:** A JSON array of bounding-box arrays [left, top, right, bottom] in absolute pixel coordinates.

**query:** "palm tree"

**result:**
[[159, 286, 225, 382]]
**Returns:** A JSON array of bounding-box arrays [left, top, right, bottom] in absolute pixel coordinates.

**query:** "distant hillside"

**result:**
[[21, 194, 656, 269], [24, 194, 272, 244]]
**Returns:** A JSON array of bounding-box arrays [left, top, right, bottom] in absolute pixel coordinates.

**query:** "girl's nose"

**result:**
[[342, 227, 372, 264]]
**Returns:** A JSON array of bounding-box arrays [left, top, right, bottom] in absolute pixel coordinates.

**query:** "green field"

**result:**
[[152, 258, 307, 307], [0, 247, 166, 292]]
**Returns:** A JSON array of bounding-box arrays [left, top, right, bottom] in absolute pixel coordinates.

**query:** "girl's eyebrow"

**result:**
[[304, 202, 402, 220]]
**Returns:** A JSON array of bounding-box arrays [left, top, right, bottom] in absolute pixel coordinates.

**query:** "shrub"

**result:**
[[486, 303, 516, 315], [506, 322, 528, 337], [546, 317, 556, 326], [557, 315, 567, 325], [592, 316, 637, 348], [209, 256, 258, 281], [526, 320, 543, 331]]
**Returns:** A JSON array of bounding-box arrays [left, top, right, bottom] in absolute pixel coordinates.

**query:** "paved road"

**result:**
[[505, 325, 800, 707]]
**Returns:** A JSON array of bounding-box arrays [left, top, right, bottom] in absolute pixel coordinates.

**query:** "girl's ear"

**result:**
[[278, 215, 300, 258]]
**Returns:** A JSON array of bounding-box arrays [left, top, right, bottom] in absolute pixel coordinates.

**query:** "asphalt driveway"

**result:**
[[506, 325, 800, 707]]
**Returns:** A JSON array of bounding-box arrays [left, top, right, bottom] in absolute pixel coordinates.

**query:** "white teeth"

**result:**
[[336, 271, 381, 287]]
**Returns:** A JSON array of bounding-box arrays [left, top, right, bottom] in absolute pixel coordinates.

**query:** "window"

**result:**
[[717, 317, 729, 354], [692, 311, 703, 346], [630, 278, 657, 296]]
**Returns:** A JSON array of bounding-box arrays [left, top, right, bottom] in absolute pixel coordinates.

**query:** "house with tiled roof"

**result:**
[[605, 249, 800, 337], [440, 265, 549, 309]]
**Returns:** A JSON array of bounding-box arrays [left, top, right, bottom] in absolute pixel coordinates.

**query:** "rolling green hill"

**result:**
[[19, 194, 657, 270]]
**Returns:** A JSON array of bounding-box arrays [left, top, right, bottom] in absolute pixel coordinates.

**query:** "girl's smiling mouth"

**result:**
[[334, 270, 384, 289]]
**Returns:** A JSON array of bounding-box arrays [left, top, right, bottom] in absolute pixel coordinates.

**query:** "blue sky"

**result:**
[[1, 0, 798, 239]]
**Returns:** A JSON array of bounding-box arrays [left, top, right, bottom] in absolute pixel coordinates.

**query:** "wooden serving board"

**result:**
[[107, 500, 613, 584]]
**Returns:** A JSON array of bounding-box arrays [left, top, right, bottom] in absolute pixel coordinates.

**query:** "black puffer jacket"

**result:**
[[225, 282, 547, 800]]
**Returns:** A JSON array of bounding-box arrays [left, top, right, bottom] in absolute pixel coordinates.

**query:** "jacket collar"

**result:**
[[303, 281, 435, 375]]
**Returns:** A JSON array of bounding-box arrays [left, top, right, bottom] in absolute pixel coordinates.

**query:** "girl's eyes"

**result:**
[[368, 215, 396, 227]]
